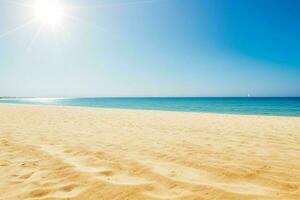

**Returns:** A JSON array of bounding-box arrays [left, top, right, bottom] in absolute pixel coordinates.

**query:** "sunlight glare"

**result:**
[[33, 0, 64, 27]]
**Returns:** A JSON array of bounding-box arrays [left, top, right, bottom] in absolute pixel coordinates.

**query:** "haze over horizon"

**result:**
[[0, 0, 299, 97]]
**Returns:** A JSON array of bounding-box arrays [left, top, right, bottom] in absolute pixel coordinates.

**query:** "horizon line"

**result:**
[[1, 96, 300, 99]]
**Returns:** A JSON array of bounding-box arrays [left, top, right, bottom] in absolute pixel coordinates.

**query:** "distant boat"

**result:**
[[247, 93, 251, 97]]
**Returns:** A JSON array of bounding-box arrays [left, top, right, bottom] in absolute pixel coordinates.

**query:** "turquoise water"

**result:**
[[0, 97, 300, 117]]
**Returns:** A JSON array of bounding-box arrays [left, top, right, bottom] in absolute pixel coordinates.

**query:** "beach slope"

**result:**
[[0, 104, 299, 199]]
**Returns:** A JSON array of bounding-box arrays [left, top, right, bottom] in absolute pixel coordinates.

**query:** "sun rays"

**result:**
[[66, 0, 158, 9], [0, 0, 159, 55], [0, 19, 34, 39]]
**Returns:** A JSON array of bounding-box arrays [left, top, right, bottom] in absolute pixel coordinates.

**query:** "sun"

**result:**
[[33, 0, 65, 28]]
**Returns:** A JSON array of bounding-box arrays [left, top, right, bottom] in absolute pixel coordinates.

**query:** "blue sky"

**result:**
[[0, 0, 299, 97]]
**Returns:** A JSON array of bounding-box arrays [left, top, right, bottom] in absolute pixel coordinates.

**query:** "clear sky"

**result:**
[[0, 0, 299, 97]]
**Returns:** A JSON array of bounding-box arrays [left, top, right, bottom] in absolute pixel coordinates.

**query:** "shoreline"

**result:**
[[0, 102, 300, 118], [0, 104, 299, 199]]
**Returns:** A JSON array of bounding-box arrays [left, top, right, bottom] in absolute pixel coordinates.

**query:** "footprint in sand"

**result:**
[[19, 172, 35, 180], [40, 145, 152, 186], [97, 173, 151, 186], [28, 188, 51, 198], [143, 185, 191, 199], [50, 183, 83, 198], [145, 160, 276, 196]]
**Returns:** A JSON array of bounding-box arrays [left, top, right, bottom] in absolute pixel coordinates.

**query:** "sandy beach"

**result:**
[[0, 104, 299, 200]]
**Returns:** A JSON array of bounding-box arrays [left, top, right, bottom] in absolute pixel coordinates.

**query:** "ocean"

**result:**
[[1, 97, 300, 117]]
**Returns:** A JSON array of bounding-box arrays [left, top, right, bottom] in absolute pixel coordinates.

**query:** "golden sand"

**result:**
[[0, 104, 299, 200]]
